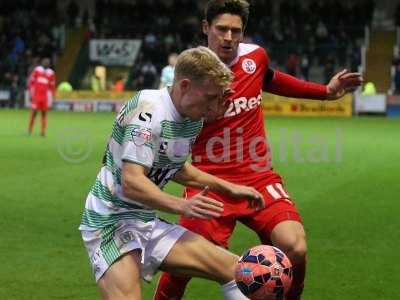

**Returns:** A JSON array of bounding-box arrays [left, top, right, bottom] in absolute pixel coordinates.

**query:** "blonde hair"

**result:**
[[174, 46, 233, 88]]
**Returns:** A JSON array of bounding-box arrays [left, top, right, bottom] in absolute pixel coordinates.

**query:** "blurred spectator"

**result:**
[[362, 82, 377, 96], [324, 55, 336, 83], [286, 53, 299, 77], [139, 60, 157, 89], [67, 0, 79, 27], [393, 57, 400, 94], [159, 53, 177, 89], [57, 81, 73, 92], [112, 75, 125, 92], [300, 54, 310, 80], [91, 74, 101, 92]]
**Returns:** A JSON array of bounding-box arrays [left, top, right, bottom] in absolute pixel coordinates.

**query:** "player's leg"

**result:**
[[240, 182, 306, 300], [159, 230, 247, 300], [270, 220, 307, 300], [97, 250, 142, 300], [40, 110, 47, 136], [81, 222, 150, 300], [154, 190, 235, 300], [28, 109, 37, 134]]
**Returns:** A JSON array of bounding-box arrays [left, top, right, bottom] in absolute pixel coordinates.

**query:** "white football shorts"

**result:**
[[81, 218, 187, 282]]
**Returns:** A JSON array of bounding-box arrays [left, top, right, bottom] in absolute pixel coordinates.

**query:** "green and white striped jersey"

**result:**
[[79, 88, 203, 230]]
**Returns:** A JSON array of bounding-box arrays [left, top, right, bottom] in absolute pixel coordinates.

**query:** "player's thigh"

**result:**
[[179, 215, 235, 249], [240, 182, 303, 245], [180, 188, 236, 248], [98, 250, 142, 300], [159, 230, 238, 284]]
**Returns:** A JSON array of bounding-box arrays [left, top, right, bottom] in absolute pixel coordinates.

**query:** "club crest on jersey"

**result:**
[[131, 126, 152, 146], [242, 58, 256, 74]]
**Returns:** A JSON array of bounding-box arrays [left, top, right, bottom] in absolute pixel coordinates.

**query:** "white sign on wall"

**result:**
[[89, 39, 142, 66], [355, 94, 387, 114]]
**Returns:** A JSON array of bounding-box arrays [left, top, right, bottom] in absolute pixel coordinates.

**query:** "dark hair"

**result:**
[[205, 0, 250, 29]]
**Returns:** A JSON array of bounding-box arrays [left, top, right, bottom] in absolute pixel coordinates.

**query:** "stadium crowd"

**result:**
[[89, 0, 374, 89], [0, 0, 63, 107], [0, 0, 376, 102]]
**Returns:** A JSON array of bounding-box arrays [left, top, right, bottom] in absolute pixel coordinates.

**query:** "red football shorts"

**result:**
[[179, 170, 302, 248], [31, 99, 48, 111]]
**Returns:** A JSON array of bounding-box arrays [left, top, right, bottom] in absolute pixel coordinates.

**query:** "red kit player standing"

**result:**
[[27, 57, 56, 137], [155, 1, 363, 299]]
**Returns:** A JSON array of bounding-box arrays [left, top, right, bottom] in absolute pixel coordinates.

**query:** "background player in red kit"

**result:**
[[155, 1, 363, 299], [27, 57, 56, 136]]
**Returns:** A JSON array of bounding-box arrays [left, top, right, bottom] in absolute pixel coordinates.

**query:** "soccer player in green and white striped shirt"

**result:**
[[79, 46, 264, 300]]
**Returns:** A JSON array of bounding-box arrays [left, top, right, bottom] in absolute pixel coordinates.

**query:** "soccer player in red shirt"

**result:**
[[27, 57, 56, 137], [154, 1, 363, 299]]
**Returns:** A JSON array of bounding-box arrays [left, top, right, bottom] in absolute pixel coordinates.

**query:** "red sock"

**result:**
[[40, 112, 47, 136], [286, 261, 306, 300], [153, 272, 191, 300], [28, 111, 37, 134]]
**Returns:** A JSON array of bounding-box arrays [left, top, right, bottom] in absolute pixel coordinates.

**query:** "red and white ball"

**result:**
[[235, 245, 293, 300]]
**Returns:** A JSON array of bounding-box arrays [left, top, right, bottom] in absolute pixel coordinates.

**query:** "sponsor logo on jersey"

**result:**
[[131, 126, 152, 146], [172, 140, 190, 158], [138, 112, 152, 123], [242, 58, 256, 74], [224, 93, 262, 117]]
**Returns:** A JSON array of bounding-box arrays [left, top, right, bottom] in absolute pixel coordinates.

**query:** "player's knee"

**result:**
[[214, 255, 239, 284], [283, 238, 307, 265], [101, 278, 140, 300], [114, 284, 140, 300]]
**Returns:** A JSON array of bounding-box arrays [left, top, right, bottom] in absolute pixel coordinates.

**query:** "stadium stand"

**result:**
[[0, 0, 63, 107], [0, 0, 378, 102]]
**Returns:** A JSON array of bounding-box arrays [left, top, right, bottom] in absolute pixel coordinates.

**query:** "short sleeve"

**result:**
[[120, 107, 158, 169]]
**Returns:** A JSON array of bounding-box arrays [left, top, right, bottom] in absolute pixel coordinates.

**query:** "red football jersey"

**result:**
[[28, 66, 56, 102], [192, 43, 272, 186]]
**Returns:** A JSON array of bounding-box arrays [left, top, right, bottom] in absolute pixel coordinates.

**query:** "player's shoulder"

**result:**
[[33, 66, 45, 73], [45, 68, 55, 75], [237, 43, 267, 58], [130, 89, 165, 120], [135, 89, 165, 108], [117, 90, 160, 129]]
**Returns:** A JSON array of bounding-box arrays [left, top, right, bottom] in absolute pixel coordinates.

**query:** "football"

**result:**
[[235, 245, 293, 300]]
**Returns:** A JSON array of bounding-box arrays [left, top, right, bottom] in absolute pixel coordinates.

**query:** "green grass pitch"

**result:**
[[0, 109, 399, 299]]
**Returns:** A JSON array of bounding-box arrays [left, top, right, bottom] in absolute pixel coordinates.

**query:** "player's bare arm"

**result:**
[[121, 162, 224, 219], [173, 162, 265, 210]]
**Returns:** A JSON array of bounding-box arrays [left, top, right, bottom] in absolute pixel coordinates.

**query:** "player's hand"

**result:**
[[228, 184, 265, 210], [326, 69, 363, 100], [182, 187, 224, 219]]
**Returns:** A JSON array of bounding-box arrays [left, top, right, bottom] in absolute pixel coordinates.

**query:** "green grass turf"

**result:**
[[0, 109, 399, 299]]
